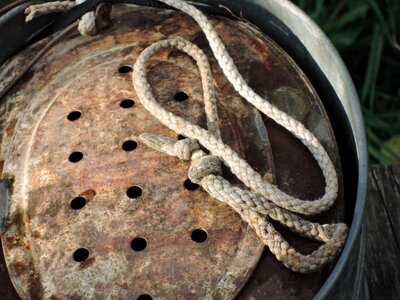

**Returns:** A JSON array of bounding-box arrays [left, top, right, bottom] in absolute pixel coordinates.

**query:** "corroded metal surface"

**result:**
[[0, 6, 343, 300]]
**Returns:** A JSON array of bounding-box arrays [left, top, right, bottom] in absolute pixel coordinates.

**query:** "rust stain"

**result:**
[[79, 189, 96, 203], [6, 127, 14, 137], [77, 257, 96, 270], [5, 118, 17, 138]]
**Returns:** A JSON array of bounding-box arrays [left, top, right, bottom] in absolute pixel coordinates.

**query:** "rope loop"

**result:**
[[135, 0, 349, 273]]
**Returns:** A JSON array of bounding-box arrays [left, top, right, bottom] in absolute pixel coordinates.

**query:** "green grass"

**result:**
[[292, 0, 400, 164]]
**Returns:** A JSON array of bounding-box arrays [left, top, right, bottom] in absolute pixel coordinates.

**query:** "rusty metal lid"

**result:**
[[0, 5, 344, 300]]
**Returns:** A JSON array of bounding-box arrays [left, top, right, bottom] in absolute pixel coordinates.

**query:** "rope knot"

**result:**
[[321, 223, 348, 242], [189, 155, 222, 184], [139, 133, 221, 183], [174, 138, 201, 160]]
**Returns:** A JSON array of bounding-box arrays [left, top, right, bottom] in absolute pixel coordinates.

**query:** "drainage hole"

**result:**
[[174, 91, 189, 102], [184, 179, 199, 191], [191, 229, 208, 243], [131, 237, 147, 251], [118, 65, 132, 73], [67, 111, 81, 121], [122, 140, 138, 151], [73, 248, 89, 262], [69, 152, 83, 163], [127, 186, 142, 198], [120, 99, 135, 108], [70, 197, 86, 210], [137, 294, 152, 300]]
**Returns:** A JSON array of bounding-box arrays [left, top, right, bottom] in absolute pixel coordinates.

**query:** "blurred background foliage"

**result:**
[[292, 0, 400, 164], [0, 0, 17, 9], [0, 0, 399, 164]]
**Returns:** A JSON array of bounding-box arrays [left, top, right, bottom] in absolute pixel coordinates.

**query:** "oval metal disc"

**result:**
[[0, 6, 344, 300]]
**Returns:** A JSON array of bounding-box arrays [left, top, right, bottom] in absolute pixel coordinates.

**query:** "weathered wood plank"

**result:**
[[371, 165, 400, 244], [365, 164, 400, 300]]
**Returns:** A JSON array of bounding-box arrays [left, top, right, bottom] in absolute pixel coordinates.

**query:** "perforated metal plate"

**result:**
[[0, 6, 344, 300]]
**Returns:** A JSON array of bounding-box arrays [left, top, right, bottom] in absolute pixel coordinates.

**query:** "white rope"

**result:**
[[25, 1, 75, 22], [75, 0, 96, 35], [25, 0, 96, 36], [133, 0, 348, 273]]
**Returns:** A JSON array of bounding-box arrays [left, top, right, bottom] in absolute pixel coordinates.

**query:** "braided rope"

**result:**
[[25, 1, 75, 22], [133, 0, 349, 273], [25, 0, 96, 35]]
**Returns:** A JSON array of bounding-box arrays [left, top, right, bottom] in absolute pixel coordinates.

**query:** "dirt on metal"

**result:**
[[0, 6, 344, 300]]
